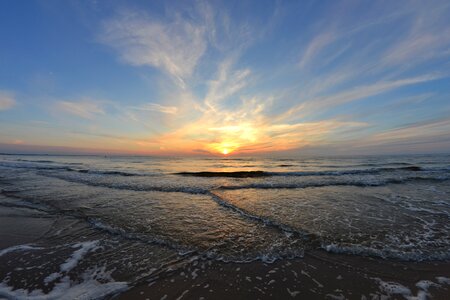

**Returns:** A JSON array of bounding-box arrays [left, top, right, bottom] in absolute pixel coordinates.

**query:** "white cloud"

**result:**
[[281, 73, 443, 122], [101, 10, 207, 88], [334, 117, 450, 154], [317, 74, 441, 107], [369, 117, 450, 143], [204, 58, 251, 111], [130, 103, 178, 114], [298, 32, 336, 69], [381, 3, 450, 67], [0, 91, 16, 111]]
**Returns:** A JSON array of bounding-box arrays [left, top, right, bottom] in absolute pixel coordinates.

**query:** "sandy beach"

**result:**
[[1, 199, 449, 299], [118, 251, 450, 300]]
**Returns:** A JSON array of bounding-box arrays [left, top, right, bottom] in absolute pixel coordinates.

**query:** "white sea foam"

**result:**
[[61, 241, 100, 272], [375, 279, 412, 297], [44, 240, 100, 284], [286, 287, 300, 297], [436, 276, 450, 285], [323, 242, 450, 261], [0, 273, 127, 300], [0, 244, 42, 257], [374, 277, 449, 300], [0, 241, 127, 300]]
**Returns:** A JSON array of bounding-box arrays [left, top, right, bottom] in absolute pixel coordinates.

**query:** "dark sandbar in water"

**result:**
[[176, 171, 270, 178]]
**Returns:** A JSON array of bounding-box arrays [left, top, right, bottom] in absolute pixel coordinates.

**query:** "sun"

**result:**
[[207, 141, 238, 155]]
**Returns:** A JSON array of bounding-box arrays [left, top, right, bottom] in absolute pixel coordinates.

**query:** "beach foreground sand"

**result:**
[[1, 203, 449, 300], [118, 251, 450, 299]]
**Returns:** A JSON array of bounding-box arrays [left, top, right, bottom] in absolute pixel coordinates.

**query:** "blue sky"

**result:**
[[1, 0, 450, 155]]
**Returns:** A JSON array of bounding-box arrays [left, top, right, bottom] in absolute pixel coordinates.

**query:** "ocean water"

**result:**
[[0, 154, 450, 297]]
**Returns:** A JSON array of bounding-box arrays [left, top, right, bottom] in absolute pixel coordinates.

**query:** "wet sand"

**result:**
[[1, 204, 449, 299], [0, 206, 54, 249], [119, 251, 450, 300]]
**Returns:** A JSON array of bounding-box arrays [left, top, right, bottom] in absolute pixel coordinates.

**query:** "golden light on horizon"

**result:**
[[208, 140, 239, 156], [142, 113, 365, 156], [205, 123, 259, 155]]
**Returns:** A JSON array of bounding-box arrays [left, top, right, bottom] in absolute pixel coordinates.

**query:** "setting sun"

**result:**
[[222, 148, 229, 155]]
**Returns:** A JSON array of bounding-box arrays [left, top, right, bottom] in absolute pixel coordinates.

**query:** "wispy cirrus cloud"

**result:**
[[100, 9, 207, 88], [328, 116, 450, 154], [56, 99, 106, 119], [129, 103, 178, 114], [369, 117, 450, 144], [0, 91, 16, 111], [280, 73, 443, 123], [203, 58, 252, 112], [298, 32, 336, 69], [380, 3, 450, 67]]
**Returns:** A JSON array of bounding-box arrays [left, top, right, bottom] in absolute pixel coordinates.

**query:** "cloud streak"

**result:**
[[101, 9, 207, 88], [281, 73, 443, 122], [0, 91, 16, 111], [129, 103, 178, 114], [298, 32, 336, 69], [56, 100, 105, 119]]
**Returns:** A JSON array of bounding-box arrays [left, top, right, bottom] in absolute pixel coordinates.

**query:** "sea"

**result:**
[[0, 154, 449, 298]]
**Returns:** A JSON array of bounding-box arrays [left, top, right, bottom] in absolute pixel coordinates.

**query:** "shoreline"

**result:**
[[0, 203, 449, 299]]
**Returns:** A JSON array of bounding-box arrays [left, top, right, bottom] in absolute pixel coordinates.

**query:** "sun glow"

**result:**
[[205, 123, 260, 155]]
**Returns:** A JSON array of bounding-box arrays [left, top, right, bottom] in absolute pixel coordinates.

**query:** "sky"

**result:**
[[1, 0, 450, 156]]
